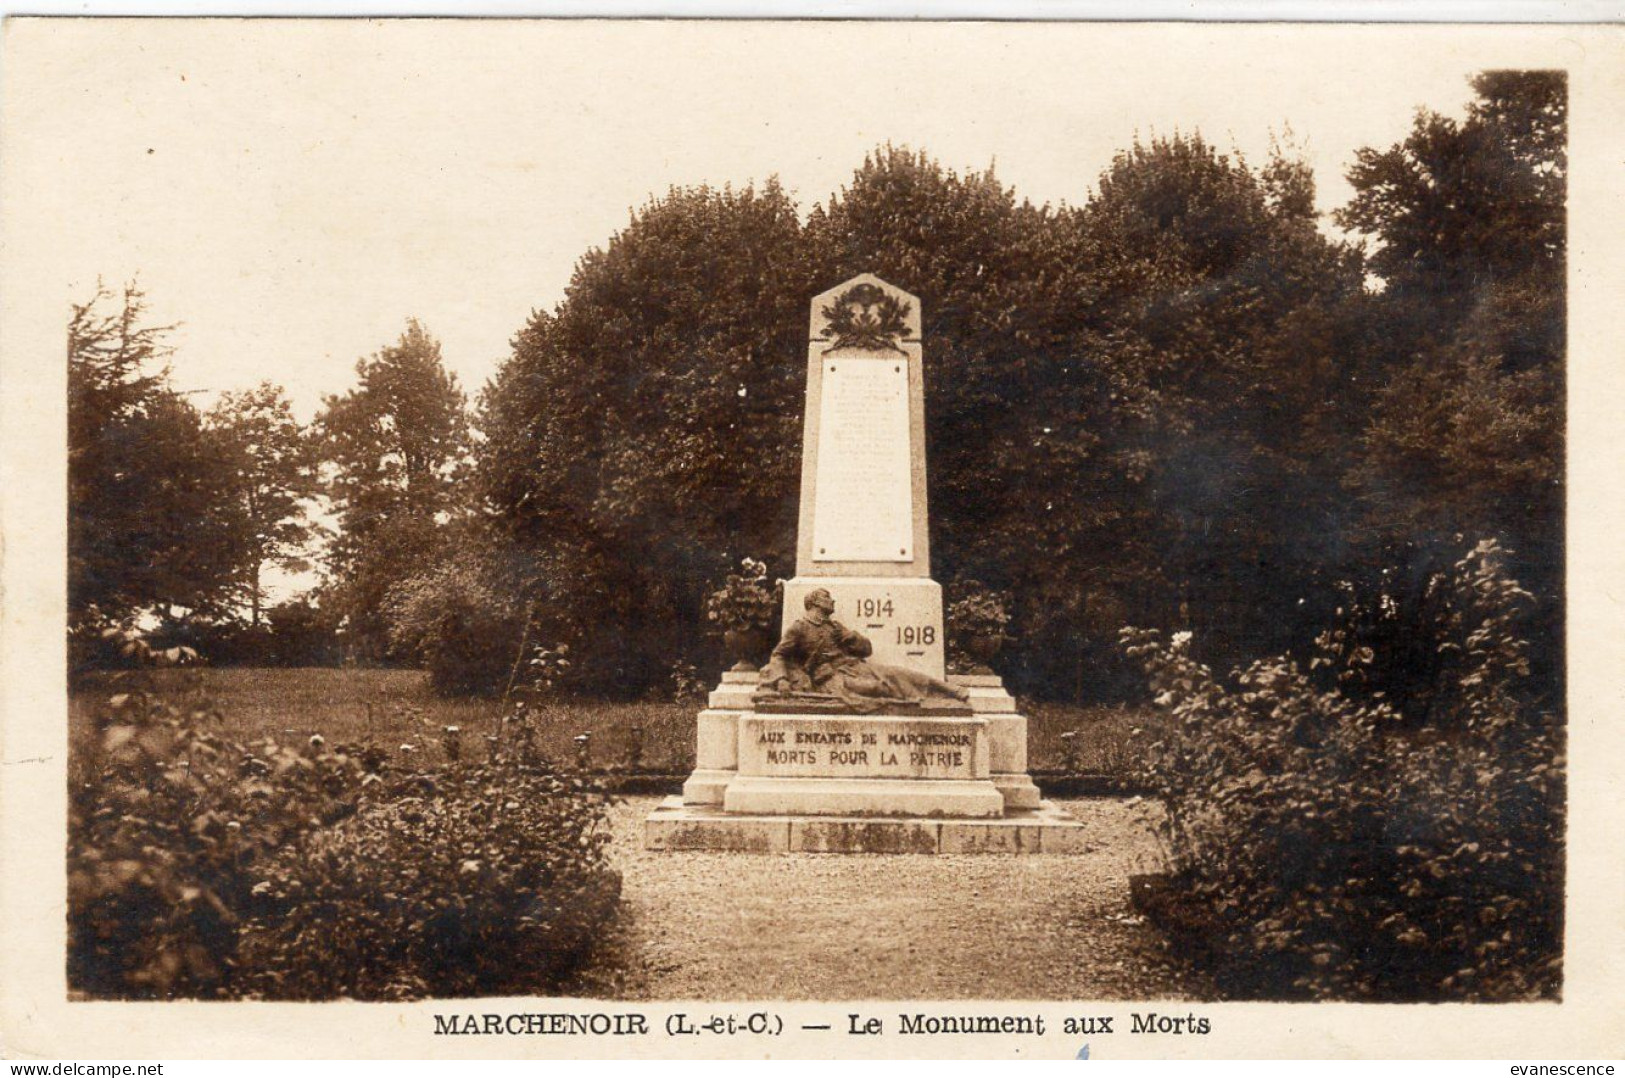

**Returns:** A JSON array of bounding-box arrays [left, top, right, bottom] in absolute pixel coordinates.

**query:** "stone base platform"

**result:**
[[723, 776, 1006, 817], [644, 796, 1092, 855]]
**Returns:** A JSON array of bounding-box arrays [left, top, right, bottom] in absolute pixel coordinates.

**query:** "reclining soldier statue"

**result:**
[[759, 588, 970, 710]]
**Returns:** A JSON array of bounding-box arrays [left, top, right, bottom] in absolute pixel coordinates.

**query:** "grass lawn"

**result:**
[[70, 667, 1160, 781]]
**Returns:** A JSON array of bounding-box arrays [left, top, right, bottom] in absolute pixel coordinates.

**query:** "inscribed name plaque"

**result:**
[[739, 715, 989, 781], [810, 357, 913, 563]]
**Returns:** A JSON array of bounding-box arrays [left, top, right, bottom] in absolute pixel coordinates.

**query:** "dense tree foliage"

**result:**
[[68, 284, 336, 669], [469, 81, 1563, 700], [477, 182, 813, 689], [1062, 136, 1369, 686], [70, 74, 1563, 708], [204, 382, 319, 628], [1336, 69, 1565, 706], [473, 133, 1413, 699], [315, 320, 471, 660], [68, 284, 239, 632]]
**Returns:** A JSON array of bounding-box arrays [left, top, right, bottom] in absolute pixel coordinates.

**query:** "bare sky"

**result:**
[[6, 20, 1532, 420]]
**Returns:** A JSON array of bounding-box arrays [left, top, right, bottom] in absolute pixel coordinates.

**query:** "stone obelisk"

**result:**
[[781, 273, 944, 678]]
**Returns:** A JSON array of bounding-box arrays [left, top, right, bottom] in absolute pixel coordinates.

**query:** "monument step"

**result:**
[[992, 771, 1043, 810], [723, 776, 1005, 817], [708, 689, 1016, 713], [681, 768, 734, 806], [681, 770, 1043, 813], [964, 691, 1018, 714], [645, 796, 1092, 854], [949, 673, 1009, 689]]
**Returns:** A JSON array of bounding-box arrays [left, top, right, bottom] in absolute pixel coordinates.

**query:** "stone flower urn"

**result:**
[[723, 625, 774, 673], [948, 583, 1011, 676], [962, 630, 1006, 675]]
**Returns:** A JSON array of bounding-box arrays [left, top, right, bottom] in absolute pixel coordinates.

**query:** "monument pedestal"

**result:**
[[650, 670, 1074, 854]]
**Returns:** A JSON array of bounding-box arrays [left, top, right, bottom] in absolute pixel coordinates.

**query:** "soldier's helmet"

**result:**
[[804, 588, 836, 613]]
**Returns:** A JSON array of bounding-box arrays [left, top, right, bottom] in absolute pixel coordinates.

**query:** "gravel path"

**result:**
[[573, 796, 1214, 1000]]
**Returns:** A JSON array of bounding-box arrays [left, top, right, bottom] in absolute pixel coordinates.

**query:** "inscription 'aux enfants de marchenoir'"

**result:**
[[760, 729, 970, 771], [742, 721, 979, 780]]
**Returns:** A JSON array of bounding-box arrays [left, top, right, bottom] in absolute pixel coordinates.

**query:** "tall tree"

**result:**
[[1339, 71, 1563, 311], [68, 282, 238, 629], [204, 382, 319, 628], [1075, 134, 1369, 675], [477, 180, 813, 690], [1335, 70, 1564, 674], [316, 320, 470, 659], [467, 112, 1557, 703]]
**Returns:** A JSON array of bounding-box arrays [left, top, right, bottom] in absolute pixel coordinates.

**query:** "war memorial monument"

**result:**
[[646, 274, 1087, 853]]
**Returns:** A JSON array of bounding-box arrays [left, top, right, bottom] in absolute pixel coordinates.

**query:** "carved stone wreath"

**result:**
[[820, 282, 912, 353]]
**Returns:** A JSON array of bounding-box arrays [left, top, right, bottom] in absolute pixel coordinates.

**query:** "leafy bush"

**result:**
[[385, 541, 530, 696], [68, 631, 357, 998], [69, 604, 133, 682], [68, 628, 619, 1000], [947, 581, 1011, 640], [1308, 538, 1541, 729], [667, 659, 706, 705], [1121, 539, 1562, 1000], [703, 556, 781, 634], [241, 763, 617, 1000], [153, 619, 273, 667]]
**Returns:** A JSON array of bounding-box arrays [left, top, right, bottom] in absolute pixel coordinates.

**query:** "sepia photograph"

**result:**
[[1, 14, 1621, 1061]]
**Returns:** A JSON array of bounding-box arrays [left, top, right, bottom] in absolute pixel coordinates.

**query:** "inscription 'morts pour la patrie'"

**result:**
[[810, 357, 913, 563]]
